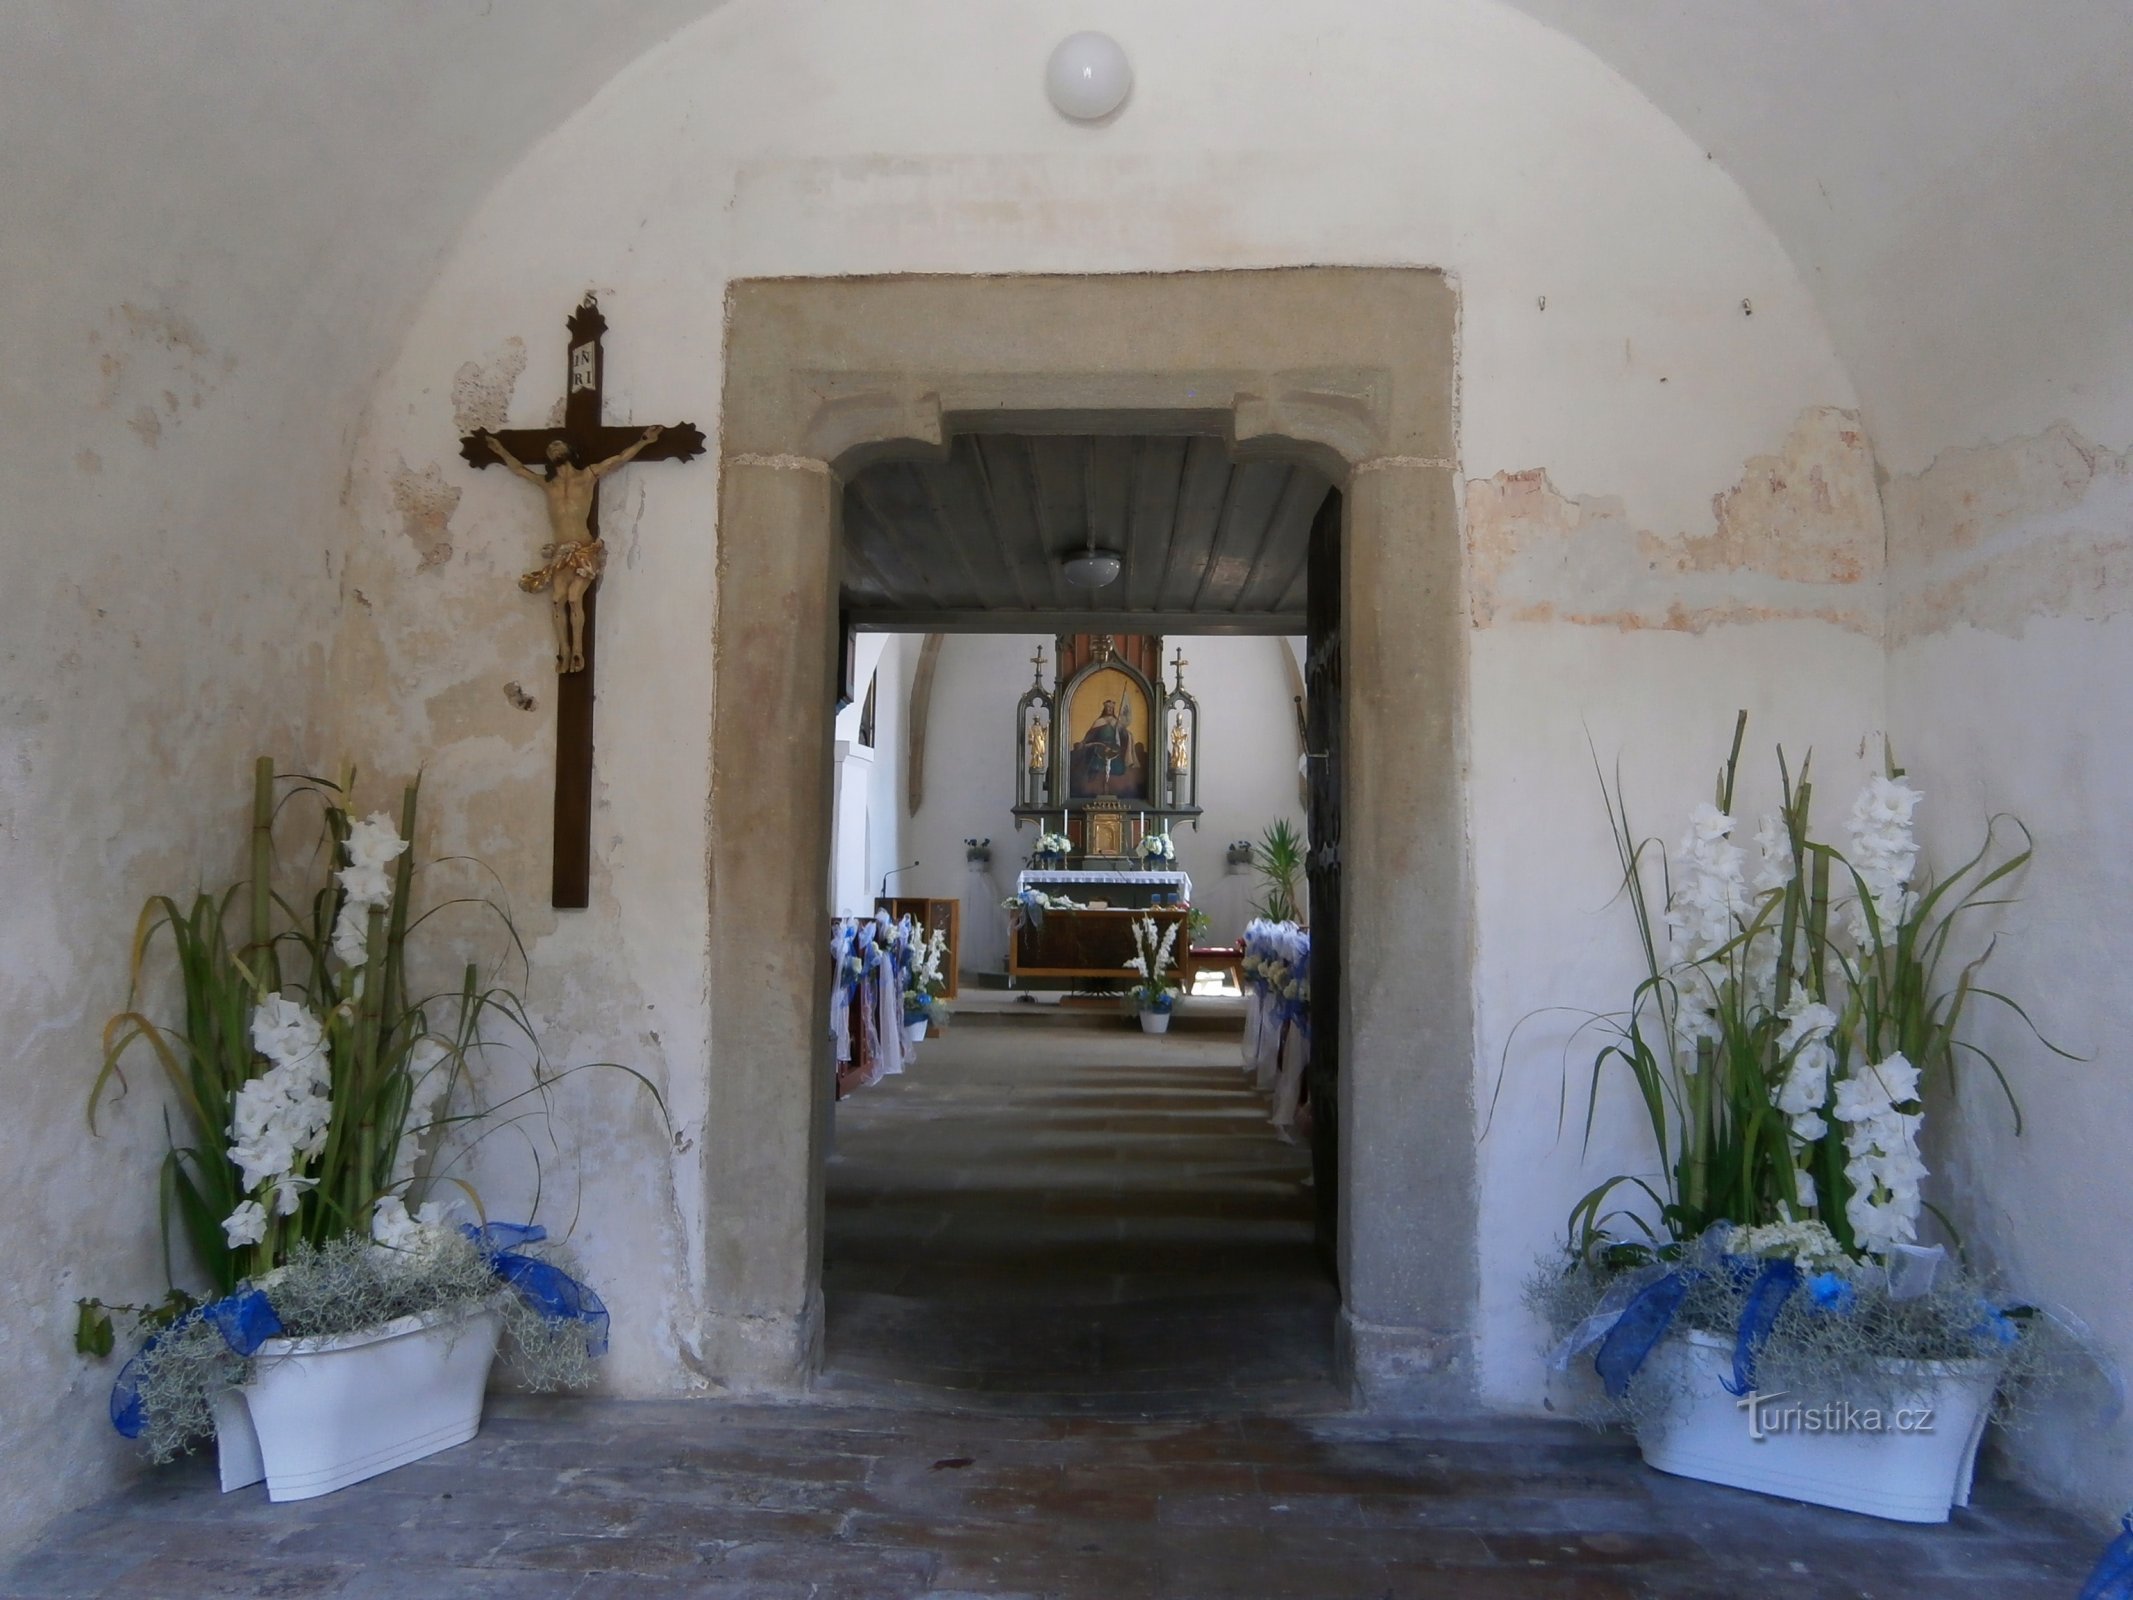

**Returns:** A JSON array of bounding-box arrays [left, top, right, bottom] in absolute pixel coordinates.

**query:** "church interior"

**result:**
[[6, 2, 2132, 1593]]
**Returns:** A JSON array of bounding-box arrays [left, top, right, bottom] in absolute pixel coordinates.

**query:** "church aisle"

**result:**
[[818, 1014, 1342, 1413]]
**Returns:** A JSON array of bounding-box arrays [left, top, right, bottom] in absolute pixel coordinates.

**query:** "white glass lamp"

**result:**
[[1060, 548, 1124, 588], [1045, 32, 1132, 122]]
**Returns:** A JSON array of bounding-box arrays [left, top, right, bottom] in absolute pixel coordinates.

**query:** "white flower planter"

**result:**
[[903, 1018, 930, 1045], [1634, 1329, 2000, 1523], [212, 1301, 503, 1503], [1139, 1010, 1172, 1034]]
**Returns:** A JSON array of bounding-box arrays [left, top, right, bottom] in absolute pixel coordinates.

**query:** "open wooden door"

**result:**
[[1303, 486, 1343, 1279]]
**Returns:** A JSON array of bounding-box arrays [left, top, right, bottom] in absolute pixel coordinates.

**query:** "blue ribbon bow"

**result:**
[[1594, 1269, 1698, 1399], [463, 1222, 609, 1358], [110, 1287, 282, 1439], [1724, 1258, 1800, 1396], [1587, 1226, 1801, 1400]]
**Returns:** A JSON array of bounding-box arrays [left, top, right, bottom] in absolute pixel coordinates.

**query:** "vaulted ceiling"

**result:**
[[841, 434, 1331, 632], [10, 0, 2129, 508]]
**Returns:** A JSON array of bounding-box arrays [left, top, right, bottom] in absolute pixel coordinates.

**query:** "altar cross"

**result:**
[[459, 294, 705, 909]]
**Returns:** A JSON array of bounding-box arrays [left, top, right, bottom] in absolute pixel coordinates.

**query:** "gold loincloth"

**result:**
[[518, 538, 606, 593]]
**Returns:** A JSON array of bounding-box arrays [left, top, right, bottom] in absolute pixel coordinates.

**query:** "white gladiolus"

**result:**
[[222, 1199, 268, 1249], [343, 812, 410, 873], [329, 812, 406, 969], [1832, 1051, 1927, 1254], [1670, 978, 1722, 1057], [1752, 814, 1796, 894], [270, 1174, 314, 1217], [227, 994, 334, 1227], [369, 1194, 454, 1256], [1774, 999, 1837, 1125], [1845, 775, 1924, 947], [1665, 803, 1748, 962], [250, 994, 324, 1066]]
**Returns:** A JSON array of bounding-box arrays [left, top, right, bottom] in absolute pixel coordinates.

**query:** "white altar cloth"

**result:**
[[1016, 868, 1195, 901]]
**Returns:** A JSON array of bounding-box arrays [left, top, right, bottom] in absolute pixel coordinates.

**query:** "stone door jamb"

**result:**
[[703, 270, 1477, 1407]]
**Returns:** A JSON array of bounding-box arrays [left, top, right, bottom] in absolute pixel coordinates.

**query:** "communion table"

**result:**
[[1009, 869, 1194, 986]]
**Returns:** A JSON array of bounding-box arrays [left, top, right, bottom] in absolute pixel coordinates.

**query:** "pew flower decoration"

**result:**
[[1523, 714, 2072, 1418], [1241, 919, 1312, 1030], [1136, 830, 1178, 867], [85, 758, 659, 1462], [1124, 913, 1181, 1013]]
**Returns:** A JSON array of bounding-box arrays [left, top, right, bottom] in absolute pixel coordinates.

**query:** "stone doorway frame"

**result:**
[[704, 270, 1476, 1408]]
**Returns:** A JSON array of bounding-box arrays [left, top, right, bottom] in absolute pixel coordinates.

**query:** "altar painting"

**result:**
[[1066, 668, 1150, 801]]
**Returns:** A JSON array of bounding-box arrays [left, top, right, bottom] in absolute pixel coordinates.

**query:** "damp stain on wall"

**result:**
[[1464, 406, 1882, 635], [1885, 421, 2133, 641]]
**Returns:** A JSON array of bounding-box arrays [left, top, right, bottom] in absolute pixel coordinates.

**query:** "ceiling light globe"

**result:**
[[1061, 549, 1124, 588], [1045, 33, 1132, 122]]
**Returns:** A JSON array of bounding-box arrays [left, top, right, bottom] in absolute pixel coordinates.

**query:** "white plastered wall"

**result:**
[[15, 0, 2128, 1560], [328, 0, 1877, 1433], [1877, 344, 2133, 1528]]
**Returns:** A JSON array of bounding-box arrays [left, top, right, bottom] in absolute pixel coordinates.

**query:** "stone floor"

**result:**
[[2, 1018, 2105, 1598]]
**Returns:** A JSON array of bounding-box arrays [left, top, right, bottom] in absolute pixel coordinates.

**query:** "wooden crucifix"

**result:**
[[459, 294, 705, 909]]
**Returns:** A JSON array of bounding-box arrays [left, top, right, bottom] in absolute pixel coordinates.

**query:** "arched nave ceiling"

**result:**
[[16, 0, 2128, 479]]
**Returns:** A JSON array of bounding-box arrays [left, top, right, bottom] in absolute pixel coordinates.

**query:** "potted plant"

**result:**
[[1251, 819, 1305, 923], [1124, 913, 1181, 1033], [1523, 716, 2069, 1523], [84, 759, 647, 1501], [901, 921, 949, 1044]]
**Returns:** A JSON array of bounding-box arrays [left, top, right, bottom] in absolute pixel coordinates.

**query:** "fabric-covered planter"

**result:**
[[1139, 1010, 1172, 1034], [213, 1300, 503, 1503], [1634, 1328, 2000, 1523]]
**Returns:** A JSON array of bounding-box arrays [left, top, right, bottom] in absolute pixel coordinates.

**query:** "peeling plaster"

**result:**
[[1886, 422, 2133, 641], [449, 337, 528, 435], [389, 462, 460, 573], [1464, 406, 1882, 634]]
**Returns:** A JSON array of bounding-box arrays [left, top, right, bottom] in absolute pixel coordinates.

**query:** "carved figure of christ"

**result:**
[[482, 426, 663, 672], [457, 294, 705, 908]]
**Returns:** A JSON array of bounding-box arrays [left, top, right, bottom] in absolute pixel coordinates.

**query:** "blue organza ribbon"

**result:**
[[2080, 1516, 2133, 1600], [1594, 1268, 1699, 1399], [1590, 1254, 1800, 1400], [463, 1222, 609, 1358], [110, 1287, 282, 1438], [1723, 1258, 1800, 1396]]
